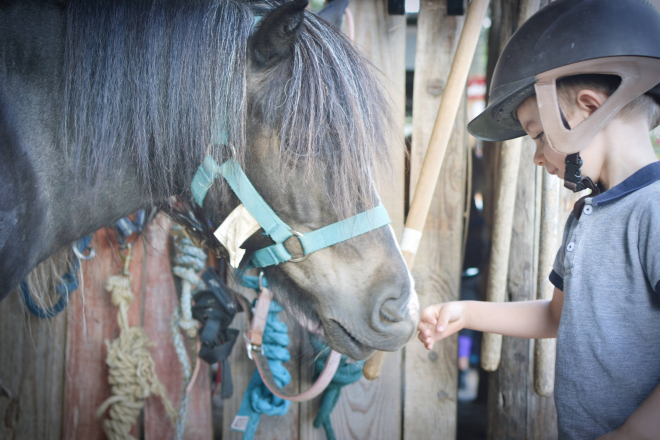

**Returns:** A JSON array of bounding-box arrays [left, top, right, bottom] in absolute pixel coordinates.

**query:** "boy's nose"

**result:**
[[533, 146, 546, 166]]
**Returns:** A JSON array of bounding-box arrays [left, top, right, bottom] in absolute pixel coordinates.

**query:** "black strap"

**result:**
[[192, 267, 243, 399]]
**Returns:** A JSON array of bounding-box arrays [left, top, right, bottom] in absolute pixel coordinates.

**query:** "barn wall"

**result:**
[[404, 0, 467, 438]]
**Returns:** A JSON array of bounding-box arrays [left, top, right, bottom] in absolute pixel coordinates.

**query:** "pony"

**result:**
[[0, 0, 419, 360]]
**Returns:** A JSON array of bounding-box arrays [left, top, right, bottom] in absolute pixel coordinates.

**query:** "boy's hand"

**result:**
[[417, 301, 468, 350]]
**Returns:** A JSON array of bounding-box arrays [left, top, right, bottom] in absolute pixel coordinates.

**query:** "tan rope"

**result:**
[[96, 267, 177, 440]]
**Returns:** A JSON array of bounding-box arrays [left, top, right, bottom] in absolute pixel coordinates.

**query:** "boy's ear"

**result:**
[[576, 90, 607, 117], [250, 0, 309, 68]]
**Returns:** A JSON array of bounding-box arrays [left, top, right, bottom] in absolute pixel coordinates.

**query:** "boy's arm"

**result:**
[[465, 287, 564, 338], [597, 382, 660, 440], [418, 287, 563, 348]]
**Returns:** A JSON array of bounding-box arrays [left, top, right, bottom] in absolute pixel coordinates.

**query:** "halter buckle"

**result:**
[[284, 231, 309, 263]]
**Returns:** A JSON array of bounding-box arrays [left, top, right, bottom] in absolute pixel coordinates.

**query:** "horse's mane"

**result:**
[[63, 0, 397, 216]]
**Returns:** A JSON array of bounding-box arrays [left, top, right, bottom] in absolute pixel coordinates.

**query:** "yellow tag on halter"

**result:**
[[214, 204, 261, 268]]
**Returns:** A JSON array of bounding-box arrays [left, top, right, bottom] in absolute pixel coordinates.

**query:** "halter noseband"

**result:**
[[190, 155, 391, 268]]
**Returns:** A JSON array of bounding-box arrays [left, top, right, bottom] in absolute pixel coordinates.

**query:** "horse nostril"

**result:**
[[379, 295, 408, 323]]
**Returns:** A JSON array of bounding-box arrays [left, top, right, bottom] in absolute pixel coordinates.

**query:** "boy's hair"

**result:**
[[556, 74, 660, 129]]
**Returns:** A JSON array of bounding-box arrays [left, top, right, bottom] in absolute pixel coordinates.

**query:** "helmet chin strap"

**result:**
[[556, 109, 596, 194]]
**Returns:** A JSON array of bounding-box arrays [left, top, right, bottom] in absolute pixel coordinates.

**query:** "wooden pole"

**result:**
[[480, 138, 522, 371], [363, 0, 490, 381], [534, 170, 559, 396], [480, 0, 544, 374]]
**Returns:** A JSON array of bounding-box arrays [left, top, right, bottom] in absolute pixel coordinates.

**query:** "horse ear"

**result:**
[[250, 0, 309, 67], [317, 0, 349, 29]]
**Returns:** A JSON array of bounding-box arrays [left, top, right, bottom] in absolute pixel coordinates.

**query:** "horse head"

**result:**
[[198, 0, 419, 360]]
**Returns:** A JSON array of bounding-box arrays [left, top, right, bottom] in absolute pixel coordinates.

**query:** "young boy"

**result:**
[[417, 1, 660, 439]]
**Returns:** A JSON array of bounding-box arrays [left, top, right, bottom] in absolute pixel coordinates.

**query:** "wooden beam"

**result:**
[[63, 230, 144, 439], [0, 288, 67, 439], [143, 215, 213, 440], [404, 0, 467, 437]]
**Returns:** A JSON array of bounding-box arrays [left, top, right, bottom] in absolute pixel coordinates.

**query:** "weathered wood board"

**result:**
[[404, 0, 467, 438], [63, 229, 145, 439], [143, 215, 213, 440], [0, 287, 67, 440]]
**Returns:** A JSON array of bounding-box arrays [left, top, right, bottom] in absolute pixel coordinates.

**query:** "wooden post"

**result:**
[[63, 230, 145, 439], [0, 284, 67, 439], [534, 170, 559, 397], [403, 0, 468, 437], [485, 1, 558, 437], [480, 138, 522, 371], [364, 0, 489, 382], [143, 215, 213, 440]]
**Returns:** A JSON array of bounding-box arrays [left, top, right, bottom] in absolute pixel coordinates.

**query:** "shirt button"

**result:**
[[583, 205, 593, 215], [567, 242, 575, 252]]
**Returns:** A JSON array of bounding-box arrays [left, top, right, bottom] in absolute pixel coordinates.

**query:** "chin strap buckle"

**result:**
[[564, 153, 585, 192]]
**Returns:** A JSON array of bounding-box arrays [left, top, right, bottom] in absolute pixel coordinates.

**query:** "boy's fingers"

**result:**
[[420, 308, 439, 326], [435, 306, 452, 332]]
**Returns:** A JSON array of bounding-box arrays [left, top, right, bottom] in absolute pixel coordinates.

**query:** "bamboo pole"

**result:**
[[363, 0, 490, 381], [479, 138, 522, 371], [534, 170, 559, 395]]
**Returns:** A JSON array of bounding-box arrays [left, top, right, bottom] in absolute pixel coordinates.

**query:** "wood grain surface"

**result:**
[[0, 288, 67, 440], [63, 230, 144, 439], [404, 0, 467, 438]]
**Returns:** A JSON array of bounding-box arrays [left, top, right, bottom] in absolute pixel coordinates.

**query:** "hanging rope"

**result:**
[[170, 224, 207, 439], [20, 235, 94, 318], [171, 225, 206, 338], [310, 336, 364, 440], [231, 277, 291, 440], [96, 244, 177, 440]]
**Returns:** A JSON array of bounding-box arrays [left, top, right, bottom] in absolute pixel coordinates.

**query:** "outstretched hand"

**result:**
[[417, 301, 468, 350]]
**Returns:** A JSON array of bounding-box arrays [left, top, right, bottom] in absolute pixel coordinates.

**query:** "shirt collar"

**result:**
[[593, 161, 660, 206]]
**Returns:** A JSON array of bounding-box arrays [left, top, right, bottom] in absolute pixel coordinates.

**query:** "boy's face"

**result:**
[[516, 95, 602, 182], [516, 96, 567, 178]]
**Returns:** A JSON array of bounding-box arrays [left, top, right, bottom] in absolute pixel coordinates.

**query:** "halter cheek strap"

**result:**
[[191, 155, 392, 268]]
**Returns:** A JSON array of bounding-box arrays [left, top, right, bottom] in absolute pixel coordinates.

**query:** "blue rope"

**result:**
[[233, 274, 363, 440], [232, 275, 290, 440], [20, 235, 92, 318], [310, 336, 364, 440]]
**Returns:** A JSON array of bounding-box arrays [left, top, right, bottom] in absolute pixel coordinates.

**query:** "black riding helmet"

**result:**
[[468, 0, 660, 143]]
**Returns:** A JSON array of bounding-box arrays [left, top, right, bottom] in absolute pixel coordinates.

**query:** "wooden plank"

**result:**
[[143, 214, 213, 440], [484, 1, 559, 438], [63, 230, 144, 440], [299, 0, 407, 438], [0, 287, 67, 440], [404, 0, 467, 438]]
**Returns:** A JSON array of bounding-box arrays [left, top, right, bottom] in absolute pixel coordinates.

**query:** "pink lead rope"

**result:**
[[240, 276, 341, 402]]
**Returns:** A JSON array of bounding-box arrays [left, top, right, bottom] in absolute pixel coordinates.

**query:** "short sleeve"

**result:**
[[549, 214, 573, 291], [638, 200, 660, 294]]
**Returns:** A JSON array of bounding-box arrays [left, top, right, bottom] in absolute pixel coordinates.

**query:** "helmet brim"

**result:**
[[467, 76, 537, 142]]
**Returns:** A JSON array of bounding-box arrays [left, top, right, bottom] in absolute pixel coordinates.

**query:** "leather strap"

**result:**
[[235, 278, 341, 402]]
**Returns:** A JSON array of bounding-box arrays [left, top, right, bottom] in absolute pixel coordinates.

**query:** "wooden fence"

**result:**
[[0, 0, 576, 439]]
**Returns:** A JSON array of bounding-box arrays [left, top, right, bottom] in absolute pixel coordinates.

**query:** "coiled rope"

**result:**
[[170, 224, 207, 439], [232, 276, 291, 440], [96, 244, 177, 440]]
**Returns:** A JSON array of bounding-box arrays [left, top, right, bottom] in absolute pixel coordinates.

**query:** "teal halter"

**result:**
[[191, 156, 391, 268]]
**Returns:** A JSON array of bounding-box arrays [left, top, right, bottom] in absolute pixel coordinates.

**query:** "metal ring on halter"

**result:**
[[72, 237, 95, 260], [284, 230, 309, 263]]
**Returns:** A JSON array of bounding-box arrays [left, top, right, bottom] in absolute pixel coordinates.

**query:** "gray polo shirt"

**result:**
[[550, 161, 660, 439]]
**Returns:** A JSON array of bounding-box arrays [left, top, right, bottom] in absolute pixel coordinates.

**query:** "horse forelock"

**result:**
[[251, 9, 398, 218], [63, 0, 399, 217]]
